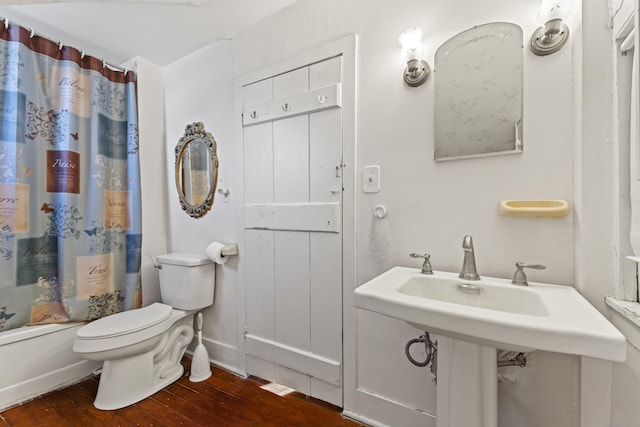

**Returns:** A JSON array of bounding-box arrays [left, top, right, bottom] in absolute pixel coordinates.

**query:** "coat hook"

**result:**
[[29, 28, 34, 38], [249, 111, 258, 119], [282, 102, 291, 112], [3, 19, 8, 30]]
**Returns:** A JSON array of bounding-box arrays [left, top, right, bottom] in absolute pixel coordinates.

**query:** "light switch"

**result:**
[[363, 165, 380, 193]]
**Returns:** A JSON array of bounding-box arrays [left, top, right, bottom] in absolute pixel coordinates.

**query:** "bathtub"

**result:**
[[0, 323, 100, 410]]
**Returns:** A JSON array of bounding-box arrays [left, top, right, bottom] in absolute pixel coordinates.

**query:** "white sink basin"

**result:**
[[354, 267, 626, 362], [398, 275, 548, 317]]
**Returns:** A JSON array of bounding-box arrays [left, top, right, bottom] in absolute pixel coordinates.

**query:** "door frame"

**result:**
[[234, 34, 356, 406]]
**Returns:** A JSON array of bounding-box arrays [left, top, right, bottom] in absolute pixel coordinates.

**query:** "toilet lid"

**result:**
[[76, 303, 173, 339]]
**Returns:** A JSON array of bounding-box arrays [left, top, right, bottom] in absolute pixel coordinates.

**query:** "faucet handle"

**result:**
[[515, 262, 546, 270], [512, 262, 546, 286], [410, 253, 433, 274]]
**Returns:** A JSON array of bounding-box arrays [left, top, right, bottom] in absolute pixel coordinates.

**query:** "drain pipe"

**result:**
[[405, 332, 437, 367], [497, 352, 527, 368], [404, 333, 528, 376]]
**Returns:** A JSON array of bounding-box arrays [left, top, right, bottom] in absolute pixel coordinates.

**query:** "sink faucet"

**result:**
[[459, 235, 480, 280], [511, 262, 546, 286], [410, 253, 433, 274]]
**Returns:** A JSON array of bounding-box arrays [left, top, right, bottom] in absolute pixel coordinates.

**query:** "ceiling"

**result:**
[[0, 0, 298, 66]]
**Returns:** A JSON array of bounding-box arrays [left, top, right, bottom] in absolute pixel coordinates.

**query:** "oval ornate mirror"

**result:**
[[175, 122, 219, 218]]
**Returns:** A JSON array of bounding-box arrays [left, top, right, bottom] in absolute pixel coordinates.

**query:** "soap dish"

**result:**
[[498, 200, 569, 218]]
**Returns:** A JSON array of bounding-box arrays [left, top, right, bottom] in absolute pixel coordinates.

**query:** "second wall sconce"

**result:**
[[530, 0, 573, 56], [399, 27, 430, 87]]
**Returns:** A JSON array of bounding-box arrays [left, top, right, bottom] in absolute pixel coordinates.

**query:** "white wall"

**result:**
[[0, 0, 633, 424], [233, 0, 574, 284], [233, 1, 576, 426], [163, 40, 242, 372], [123, 56, 169, 307], [161, 0, 583, 426], [578, 0, 640, 426]]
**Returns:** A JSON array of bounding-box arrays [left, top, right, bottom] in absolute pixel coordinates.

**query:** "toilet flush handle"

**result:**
[[149, 255, 162, 269]]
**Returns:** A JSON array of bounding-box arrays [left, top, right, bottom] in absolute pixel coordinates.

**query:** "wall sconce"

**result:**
[[399, 27, 430, 87], [530, 0, 572, 56]]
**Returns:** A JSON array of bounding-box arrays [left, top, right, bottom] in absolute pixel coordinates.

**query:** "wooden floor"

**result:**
[[0, 357, 366, 427]]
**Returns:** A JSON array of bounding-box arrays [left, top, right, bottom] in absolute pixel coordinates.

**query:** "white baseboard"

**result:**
[[344, 388, 436, 427], [187, 336, 244, 377]]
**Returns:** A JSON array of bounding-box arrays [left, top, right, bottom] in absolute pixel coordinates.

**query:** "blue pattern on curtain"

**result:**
[[0, 24, 141, 332]]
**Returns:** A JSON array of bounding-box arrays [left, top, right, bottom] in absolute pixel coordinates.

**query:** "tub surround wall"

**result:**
[[0, 324, 100, 411]]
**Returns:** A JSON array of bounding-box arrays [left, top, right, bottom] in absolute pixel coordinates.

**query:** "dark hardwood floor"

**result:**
[[0, 357, 366, 426]]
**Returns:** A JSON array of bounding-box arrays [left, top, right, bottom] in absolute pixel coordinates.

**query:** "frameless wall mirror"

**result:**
[[175, 122, 219, 218], [434, 22, 524, 161]]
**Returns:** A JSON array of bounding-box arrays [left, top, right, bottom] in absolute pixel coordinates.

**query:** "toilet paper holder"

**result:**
[[206, 241, 238, 265], [220, 243, 238, 257]]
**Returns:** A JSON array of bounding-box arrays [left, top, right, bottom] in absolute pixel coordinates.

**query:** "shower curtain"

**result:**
[[0, 23, 141, 332]]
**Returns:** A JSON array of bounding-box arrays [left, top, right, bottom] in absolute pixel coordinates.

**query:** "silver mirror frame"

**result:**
[[175, 122, 219, 218]]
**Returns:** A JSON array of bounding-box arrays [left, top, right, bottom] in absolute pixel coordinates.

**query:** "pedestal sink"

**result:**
[[354, 267, 626, 427]]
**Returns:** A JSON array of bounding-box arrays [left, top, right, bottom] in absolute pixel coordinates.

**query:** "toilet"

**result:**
[[73, 252, 215, 410]]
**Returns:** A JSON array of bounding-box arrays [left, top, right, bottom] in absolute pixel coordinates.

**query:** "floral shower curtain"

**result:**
[[0, 23, 142, 332]]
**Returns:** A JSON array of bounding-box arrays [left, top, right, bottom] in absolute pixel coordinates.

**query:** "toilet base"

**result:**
[[93, 351, 183, 410], [92, 320, 194, 410]]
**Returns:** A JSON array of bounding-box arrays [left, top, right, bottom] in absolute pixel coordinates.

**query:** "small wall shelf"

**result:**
[[498, 200, 569, 218]]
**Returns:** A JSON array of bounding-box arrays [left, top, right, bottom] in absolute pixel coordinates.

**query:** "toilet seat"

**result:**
[[77, 303, 173, 340], [73, 303, 184, 355]]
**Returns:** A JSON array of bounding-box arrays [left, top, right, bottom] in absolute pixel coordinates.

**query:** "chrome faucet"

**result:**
[[459, 235, 480, 280], [511, 262, 546, 286], [410, 253, 433, 274]]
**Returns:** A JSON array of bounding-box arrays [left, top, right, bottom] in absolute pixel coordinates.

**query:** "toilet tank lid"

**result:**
[[77, 303, 173, 339], [156, 252, 212, 266]]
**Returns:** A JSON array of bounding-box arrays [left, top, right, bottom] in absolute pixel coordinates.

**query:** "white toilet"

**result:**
[[73, 252, 215, 410]]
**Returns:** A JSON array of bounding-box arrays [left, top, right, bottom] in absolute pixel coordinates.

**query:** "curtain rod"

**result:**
[[1, 16, 128, 74]]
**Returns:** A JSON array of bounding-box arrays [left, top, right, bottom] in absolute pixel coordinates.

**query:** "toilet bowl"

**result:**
[[73, 253, 215, 410]]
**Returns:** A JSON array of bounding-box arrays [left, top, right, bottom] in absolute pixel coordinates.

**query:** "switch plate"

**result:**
[[363, 165, 380, 193]]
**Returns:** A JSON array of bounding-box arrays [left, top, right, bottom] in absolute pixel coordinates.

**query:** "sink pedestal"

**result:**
[[354, 267, 627, 426], [436, 337, 497, 427]]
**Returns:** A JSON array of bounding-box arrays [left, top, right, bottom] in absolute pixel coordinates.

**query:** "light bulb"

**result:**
[[530, 0, 572, 55], [537, 0, 572, 25], [399, 27, 424, 63]]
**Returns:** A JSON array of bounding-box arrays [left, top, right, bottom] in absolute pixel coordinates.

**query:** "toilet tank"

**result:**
[[155, 253, 215, 310]]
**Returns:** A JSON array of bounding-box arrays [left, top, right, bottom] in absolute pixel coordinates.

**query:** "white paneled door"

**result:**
[[242, 56, 344, 406]]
